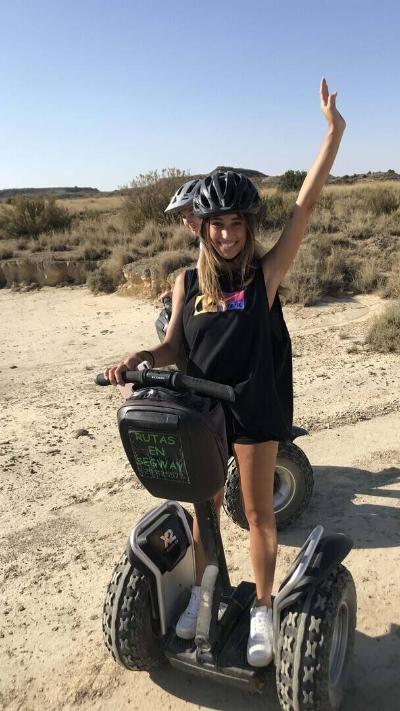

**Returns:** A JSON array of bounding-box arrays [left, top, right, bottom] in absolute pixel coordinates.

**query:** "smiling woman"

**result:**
[[209, 213, 247, 259], [104, 77, 347, 667]]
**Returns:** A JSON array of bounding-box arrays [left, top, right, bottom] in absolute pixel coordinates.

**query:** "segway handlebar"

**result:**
[[95, 369, 235, 403]]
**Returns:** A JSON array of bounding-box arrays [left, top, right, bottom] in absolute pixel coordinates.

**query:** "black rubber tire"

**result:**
[[102, 552, 165, 671], [223, 442, 314, 531], [276, 565, 357, 711]]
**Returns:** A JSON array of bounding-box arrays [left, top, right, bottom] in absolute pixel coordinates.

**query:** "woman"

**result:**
[[105, 78, 346, 666], [157, 177, 202, 310], [164, 177, 202, 238]]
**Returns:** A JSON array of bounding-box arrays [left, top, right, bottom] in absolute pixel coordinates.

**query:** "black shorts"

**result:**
[[223, 406, 280, 447]]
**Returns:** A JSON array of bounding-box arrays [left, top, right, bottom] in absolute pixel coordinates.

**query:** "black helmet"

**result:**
[[193, 171, 261, 217], [164, 178, 201, 214]]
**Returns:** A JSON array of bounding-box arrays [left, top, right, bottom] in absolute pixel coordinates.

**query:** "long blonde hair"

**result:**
[[197, 213, 261, 307]]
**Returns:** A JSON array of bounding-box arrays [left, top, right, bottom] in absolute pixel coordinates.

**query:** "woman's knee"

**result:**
[[245, 506, 276, 530]]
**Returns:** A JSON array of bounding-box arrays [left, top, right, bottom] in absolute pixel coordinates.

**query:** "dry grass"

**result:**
[[86, 247, 134, 294], [365, 301, 400, 353], [60, 195, 124, 215], [0, 241, 15, 259], [381, 257, 400, 299], [1, 183, 400, 300], [157, 250, 196, 280]]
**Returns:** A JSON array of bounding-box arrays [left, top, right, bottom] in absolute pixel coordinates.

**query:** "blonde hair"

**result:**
[[197, 213, 259, 307]]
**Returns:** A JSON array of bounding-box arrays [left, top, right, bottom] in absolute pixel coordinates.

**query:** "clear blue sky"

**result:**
[[0, 0, 399, 190]]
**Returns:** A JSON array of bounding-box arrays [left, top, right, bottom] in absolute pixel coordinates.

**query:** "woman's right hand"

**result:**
[[104, 352, 143, 386]]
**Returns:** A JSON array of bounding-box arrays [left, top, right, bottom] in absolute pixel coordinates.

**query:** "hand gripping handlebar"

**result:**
[[95, 369, 235, 403]]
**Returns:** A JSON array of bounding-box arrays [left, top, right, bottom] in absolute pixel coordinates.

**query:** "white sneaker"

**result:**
[[176, 586, 201, 639], [247, 604, 273, 667]]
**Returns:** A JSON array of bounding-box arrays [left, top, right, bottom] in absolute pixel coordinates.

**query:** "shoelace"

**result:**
[[185, 589, 200, 616]]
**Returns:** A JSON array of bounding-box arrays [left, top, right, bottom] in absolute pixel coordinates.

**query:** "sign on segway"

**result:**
[[128, 428, 190, 484]]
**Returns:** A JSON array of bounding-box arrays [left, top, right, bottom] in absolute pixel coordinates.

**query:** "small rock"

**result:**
[[73, 429, 91, 438], [10, 365, 18, 369]]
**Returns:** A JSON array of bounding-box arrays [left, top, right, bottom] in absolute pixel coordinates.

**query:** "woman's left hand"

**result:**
[[320, 77, 346, 134]]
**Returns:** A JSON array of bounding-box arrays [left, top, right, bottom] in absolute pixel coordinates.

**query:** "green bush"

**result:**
[[279, 170, 307, 193], [121, 168, 192, 233], [365, 301, 400, 352], [0, 196, 72, 238], [258, 193, 295, 230]]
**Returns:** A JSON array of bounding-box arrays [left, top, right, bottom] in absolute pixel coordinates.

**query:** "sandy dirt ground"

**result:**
[[0, 286, 399, 711]]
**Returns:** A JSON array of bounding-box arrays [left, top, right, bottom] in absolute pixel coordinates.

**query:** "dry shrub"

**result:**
[[279, 170, 307, 192], [1, 196, 71, 237], [156, 250, 196, 280], [130, 220, 164, 255], [362, 188, 400, 216], [287, 236, 360, 305], [365, 301, 400, 353], [86, 247, 134, 294], [381, 257, 400, 298], [128, 221, 196, 256], [308, 207, 340, 234], [286, 251, 322, 305], [258, 193, 294, 230], [121, 168, 191, 233], [0, 242, 15, 259], [81, 244, 112, 260], [343, 210, 374, 240], [167, 224, 197, 250], [353, 258, 382, 293]]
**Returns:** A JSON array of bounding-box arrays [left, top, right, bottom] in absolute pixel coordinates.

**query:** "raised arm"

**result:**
[[263, 77, 346, 305]]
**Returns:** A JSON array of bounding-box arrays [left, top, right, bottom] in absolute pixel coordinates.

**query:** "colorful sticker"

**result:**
[[194, 290, 245, 315]]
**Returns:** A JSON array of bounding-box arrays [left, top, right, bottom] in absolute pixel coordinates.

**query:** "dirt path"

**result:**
[[0, 287, 399, 711]]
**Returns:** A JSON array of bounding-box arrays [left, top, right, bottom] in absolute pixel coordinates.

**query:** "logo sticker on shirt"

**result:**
[[194, 290, 245, 315]]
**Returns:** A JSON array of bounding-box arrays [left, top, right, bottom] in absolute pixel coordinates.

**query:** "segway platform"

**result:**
[[165, 580, 269, 693]]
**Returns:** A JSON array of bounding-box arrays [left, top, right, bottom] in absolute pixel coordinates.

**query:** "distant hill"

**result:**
[[328, 170, 400, 184], [212, 166, 268, 181], [263, 169, 400, 187], [0, 186, 103, 201], [1, 169, 399, 202]]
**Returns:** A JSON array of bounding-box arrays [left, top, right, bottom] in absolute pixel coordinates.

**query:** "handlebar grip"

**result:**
[[95, 369, 235, 403], [95, 373, 111, 386], [172, 372, 235, 403], [95, 371, 146, 387]]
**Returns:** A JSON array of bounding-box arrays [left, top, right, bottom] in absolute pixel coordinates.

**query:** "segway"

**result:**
[[155, 296, 314, 530], [97, 368, 357, 710]]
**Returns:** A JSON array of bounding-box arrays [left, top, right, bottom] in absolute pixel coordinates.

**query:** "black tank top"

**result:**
[[182, 265, 293, 441]]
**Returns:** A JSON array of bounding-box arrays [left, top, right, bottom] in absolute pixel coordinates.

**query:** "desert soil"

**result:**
[[0, 286, 399, 711]]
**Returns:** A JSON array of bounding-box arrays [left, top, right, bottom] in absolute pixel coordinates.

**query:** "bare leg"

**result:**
[[234, 441, 278, 607], [192, 487, 224, 585]]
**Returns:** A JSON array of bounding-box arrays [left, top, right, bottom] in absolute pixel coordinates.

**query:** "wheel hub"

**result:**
[[273, 465, 296, 513], [328, 600, 349, 705]]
